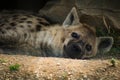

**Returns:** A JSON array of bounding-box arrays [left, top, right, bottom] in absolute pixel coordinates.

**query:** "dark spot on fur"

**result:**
[[1, 31, 5, 34], [39, 21, 49, 26], [36, 25, 41, 31], [20, 25, 24, 28], [20, 18, 27, 20], [27, 21, 33, 24], [6, 27, 12, 30], [27, 25, 31, 27], [10, 22, 16, 26], [30, 29, 35, 32], [0, 24, 5, 26], [24, 33, 27, 38], [37, 18, 42, 21], [1, 30, 5, 34], [61, 38, 65, 43], [19, 21, 24, 23]]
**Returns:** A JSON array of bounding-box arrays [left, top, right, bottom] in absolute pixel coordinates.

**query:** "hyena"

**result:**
[[0, 7, 113, 59]]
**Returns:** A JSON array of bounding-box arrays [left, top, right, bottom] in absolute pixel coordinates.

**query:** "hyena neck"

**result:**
[[35, 25, 66, 57]]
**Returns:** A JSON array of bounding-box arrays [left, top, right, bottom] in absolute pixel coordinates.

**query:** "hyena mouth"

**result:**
[[64, 43, 84, 59]]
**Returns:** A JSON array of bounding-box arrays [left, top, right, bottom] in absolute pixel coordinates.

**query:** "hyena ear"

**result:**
[[97, 37, 113, 53], [62, 7, 80, 27]]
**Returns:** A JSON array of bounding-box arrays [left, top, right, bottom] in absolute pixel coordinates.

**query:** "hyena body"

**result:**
[[0, 8, 113, 59]]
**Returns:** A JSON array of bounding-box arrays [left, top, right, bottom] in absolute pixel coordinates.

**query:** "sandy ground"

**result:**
[[0, 53, 120, 80]]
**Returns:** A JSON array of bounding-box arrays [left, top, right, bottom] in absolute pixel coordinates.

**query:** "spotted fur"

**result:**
[[0, 8, 113, 59]]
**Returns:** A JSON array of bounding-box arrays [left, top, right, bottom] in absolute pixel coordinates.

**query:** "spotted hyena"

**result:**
[[0, 7, 113, 59]]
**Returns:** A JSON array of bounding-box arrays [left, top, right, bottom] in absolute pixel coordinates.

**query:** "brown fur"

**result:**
[[0, 8, 113, 59]]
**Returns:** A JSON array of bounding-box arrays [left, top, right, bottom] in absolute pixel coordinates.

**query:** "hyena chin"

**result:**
[[0, 7, 113, 59]]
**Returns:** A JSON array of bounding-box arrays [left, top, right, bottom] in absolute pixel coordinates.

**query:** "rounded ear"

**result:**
[[96, 37, 113, 53], [62, 7, 81, 27]]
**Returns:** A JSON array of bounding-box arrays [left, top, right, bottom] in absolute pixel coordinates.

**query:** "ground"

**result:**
[[0, 53, 120, 80]]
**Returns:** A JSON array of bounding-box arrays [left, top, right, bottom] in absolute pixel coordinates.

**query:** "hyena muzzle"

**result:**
[[0, 7, 113, 59]]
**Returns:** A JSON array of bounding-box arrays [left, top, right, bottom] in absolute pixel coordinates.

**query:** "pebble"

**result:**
[[56, 63, 60, 66], [68, 72, 72, 75]]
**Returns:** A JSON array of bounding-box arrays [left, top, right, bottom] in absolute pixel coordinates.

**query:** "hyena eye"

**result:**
[[71, 32, 80, 39], [85, 44, 92, 51]]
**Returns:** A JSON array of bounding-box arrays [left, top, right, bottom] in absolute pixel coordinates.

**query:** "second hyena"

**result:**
[[0, 7, 113, 59]]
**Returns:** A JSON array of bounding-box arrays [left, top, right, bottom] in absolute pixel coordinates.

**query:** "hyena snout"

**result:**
[[64, 42, 84, 59]]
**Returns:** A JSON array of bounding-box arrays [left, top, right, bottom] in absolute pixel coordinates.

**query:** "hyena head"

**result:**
[[62, 7, 113, 59]]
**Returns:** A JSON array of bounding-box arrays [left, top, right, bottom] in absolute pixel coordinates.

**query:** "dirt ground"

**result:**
[[0, 53, 120, 80]]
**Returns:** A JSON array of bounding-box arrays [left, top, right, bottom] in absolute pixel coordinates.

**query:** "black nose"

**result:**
[[64, 43, 83, 59], [71, 44, 81, 53]]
